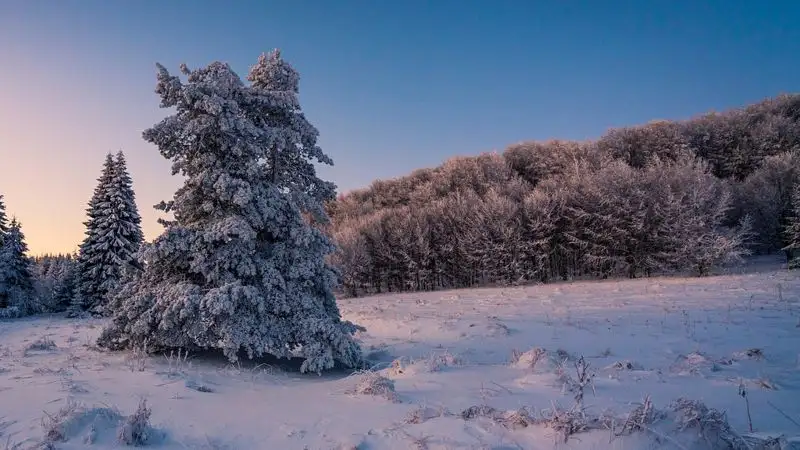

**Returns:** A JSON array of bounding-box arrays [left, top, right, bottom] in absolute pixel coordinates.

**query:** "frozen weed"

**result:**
[[117, 399, 154, 446], [425, 350, 461, 372], [404, 405, 448, 424], [612, 395, 664, 437], [670, 397, 750, 450], [510, 347, 546, 370], [24, 337, 57, 356], [164, 348, 190, 376], [125, 340, 149, 373], [557, 356, 596, 409], [386, 358, 406, 376], [41, 399, 122, 445], [346, 370, 400, 403], [539, 402, 595, 444]]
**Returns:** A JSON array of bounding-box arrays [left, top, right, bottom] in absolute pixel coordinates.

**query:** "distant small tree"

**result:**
[[32, 253, 77, 312], [51, 256, 79, 312]]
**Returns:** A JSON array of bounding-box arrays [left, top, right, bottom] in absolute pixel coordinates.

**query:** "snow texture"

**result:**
[[0, 256, 798, 449], [97, 52, 363, 374]]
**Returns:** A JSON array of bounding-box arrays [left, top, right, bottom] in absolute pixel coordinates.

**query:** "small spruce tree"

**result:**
[[98, 52, 364, 373]]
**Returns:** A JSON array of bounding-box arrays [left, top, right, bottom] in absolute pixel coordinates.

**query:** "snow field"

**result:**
[[1, 259, 799, 449]]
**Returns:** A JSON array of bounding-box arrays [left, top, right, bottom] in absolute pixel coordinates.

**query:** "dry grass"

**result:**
[[425, 350, 462, 372], [117, 399, 153, 446], [346, 370, 400, 403], [403, 405, 449, 424], [23, 336, 57, 356], [41, 399, 122, 445], [510, 347, 546, 370], [39, 398, 159, 447], [556, 356, 596, 408], [670, 397, 751, 450], [386, 358, 406, 376], [125, 342, 149, 373]]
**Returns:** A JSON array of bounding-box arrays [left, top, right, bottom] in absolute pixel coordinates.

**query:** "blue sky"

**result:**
[[1, 0, 798, 253]]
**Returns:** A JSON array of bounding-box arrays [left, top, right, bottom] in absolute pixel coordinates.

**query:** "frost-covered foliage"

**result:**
[[32, 254, 78, 312], [332, 150, 752, 295], [595, 120, 690, 169], [732, 151, 800, 254], [330, 96, 800, 296], [0, 194, 8, 241], [98, 51, 364, 373], [0, 218, 37, 316], [76, 152, 143, 315], [785, 182, 800, 268], [0, 195, 8, 310], [552, 154, 751, 277]]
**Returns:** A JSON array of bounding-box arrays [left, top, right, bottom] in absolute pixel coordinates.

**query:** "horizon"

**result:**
[[1, 0, 798, 255]]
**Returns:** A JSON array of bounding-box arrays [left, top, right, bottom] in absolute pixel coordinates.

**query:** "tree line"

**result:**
[[2, 88, 800, 322], [0, 151, 142, 318], [328, 95, 800, 297]]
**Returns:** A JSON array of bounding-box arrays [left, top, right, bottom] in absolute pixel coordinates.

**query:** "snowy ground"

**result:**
[[2, 258, 800, 449]]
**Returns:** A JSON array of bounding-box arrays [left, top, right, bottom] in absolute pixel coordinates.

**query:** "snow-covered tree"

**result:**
[[110, 151, 144, 255], [51, 256, 79, 312], [98, 51, 364, 373], [32, 253, 77, 312], [784, 183, 800, 268], [0, 195, 8, 253], [76, 152, 143, 315], [732, 152, 800, 253], [0, 219, 36, 316], [75, 154, 116, 312]]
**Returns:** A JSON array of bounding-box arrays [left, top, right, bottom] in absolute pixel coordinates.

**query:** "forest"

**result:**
[[328, 94, 800, 296], [3, 94, 800, 315]]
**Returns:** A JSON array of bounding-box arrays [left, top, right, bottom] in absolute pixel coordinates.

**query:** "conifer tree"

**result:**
[[98, 52, 364, 373], [0, 194, 8, 247], [76, 154, 116, 313], [111, 151, 144, 255], [784, 183, 800, 269], [52, 256, 79, 312], [0, 194, 8, 310], [0, 218, 36, 315], [76, 152, 143, 315]]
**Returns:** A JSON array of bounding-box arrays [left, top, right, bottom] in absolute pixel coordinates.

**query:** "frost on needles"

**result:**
[[75, 152, 143, 316], [0, 218, 36, 316], [97, 51, 365, 374]]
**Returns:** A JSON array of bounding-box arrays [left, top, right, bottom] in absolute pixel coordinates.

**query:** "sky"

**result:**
[[1, 0, 799, 255]]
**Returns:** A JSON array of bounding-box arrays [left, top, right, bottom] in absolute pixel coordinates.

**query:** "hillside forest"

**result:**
[[327, 94, 800, 296]]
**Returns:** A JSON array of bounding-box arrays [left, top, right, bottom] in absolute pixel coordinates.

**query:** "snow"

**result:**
[[1, 256, 799, 449]]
